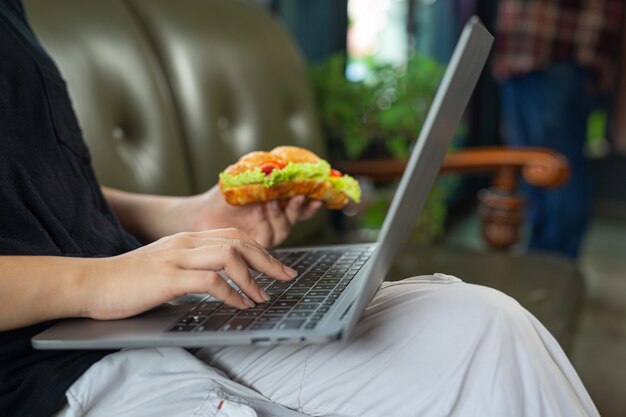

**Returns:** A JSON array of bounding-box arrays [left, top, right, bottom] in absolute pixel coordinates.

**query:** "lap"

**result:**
[[54, 275, 598, 417], [202, 274, 595, 416]]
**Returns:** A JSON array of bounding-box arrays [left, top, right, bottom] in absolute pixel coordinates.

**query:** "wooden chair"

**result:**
[[334, 147, 584, 353]]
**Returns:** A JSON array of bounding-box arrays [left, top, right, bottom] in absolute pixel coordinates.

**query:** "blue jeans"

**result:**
[[500, 63, 596, 259]]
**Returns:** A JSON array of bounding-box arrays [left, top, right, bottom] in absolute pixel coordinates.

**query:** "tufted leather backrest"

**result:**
[[24, 0, 326, 196], [23, 0, 327, 242], [24, 0, 194, 196], [126, 0, 326, 193]]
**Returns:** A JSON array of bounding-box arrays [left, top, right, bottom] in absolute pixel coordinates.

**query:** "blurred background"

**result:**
[[259, 0, 626, 415]]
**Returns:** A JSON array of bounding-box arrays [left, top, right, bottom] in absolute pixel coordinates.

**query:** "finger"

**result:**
[[174, 233, 277, 273], [177, 270, 254, 310], [185, 228, 266, 251], [219, 247, 270, 304], [232, 239, 298, 282], [264, 200, 291, 246], [298, 199, 323, 221], [176, 240, 296, 287], [177, 228, 274, 260], [284, 195, 306, 225], [173, 243, 268, 304], [250, 205, 274, 248]]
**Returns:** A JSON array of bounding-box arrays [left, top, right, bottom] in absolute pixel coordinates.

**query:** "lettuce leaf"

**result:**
[[219, 161, 331, 188], [219, 160, 361, 203], [330, 174, 361, 203], [219, 168, 266, 188], [265, 160, 331, 187]]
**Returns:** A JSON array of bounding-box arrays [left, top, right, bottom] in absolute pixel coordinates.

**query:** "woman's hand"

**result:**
[[0, 228, 297, 331], [103, 185, 322, 248], [80, 228, 297, 321], [176, 186, 323, 248]]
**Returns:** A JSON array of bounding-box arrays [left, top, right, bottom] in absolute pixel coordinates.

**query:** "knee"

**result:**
[[399, 279, 531, 338], [374, 277, 536, 347], [439, 282, 527, 325], [383, 276, 526, 318]]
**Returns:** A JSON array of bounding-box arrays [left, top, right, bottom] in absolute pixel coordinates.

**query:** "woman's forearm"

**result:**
[[0, 256, 91, 331], [101, 186, 183, 242]]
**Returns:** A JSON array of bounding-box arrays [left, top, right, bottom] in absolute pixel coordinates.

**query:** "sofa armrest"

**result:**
[[332, 147, 571, 250]]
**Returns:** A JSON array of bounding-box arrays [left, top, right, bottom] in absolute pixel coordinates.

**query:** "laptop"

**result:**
[[32, 17, 493, 350]]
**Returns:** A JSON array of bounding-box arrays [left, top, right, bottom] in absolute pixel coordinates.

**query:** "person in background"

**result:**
[[493, 0, 624, 259]]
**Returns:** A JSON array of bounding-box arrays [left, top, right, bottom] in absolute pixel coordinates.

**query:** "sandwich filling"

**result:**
[[219, 160, 361, 203]]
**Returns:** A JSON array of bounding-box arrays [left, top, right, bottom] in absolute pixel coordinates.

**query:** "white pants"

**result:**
[[54, 275, 599, 417]]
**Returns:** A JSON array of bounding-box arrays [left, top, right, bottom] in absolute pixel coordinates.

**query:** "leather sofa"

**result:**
[[23, 0, 583, 351]]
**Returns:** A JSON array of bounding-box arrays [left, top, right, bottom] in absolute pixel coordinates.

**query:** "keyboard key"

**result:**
[[306, 291, 328, 297], [288, 311, 313, 318], [293, 304, 317, 311], [250, 322, 277, 330], [278, 294, 303, 302], [196, 308, 220, 316], [196, 315, 231, 331], [284, 288, 307, 296], [302, 296, 325, 303], [312, 284, 335, 290], [264, 289, 285, 296], [269, 282, 291, 290], [169, 324, 196, 332], [257, 316, 281, 323], [195, 301, 221, 311], [266, 307, 292, 315], [273, 300, 298, 308], [222, 318, 255, 331], [238, 310, 263, 318]]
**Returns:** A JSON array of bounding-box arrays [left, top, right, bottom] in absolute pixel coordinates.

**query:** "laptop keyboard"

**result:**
[[167, 246, 374, 333]]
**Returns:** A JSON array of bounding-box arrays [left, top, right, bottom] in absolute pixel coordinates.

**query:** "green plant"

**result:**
[[309, 53, 461, 244], [359, 177, 455, 245], [308, 53, 444, 160]]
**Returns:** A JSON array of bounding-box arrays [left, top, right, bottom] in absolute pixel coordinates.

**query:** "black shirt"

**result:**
[[0, 1, 141, 415]]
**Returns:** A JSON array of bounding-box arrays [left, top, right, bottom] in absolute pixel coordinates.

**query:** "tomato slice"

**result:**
[[258, 160, 286, 176], [330, 168, 343, 178]]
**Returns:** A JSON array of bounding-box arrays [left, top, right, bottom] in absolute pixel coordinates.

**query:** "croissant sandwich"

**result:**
[[219, 146, 361, 209]]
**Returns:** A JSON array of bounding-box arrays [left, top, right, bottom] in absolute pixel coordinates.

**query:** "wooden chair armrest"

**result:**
[[332, 147, 571, 250], [332, 147, 570, 190]]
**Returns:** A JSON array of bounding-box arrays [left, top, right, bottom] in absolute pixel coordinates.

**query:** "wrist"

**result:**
[[58, 257, 99, 320]]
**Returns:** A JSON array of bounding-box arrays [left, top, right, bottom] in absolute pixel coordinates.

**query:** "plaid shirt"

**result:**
[[493, 0, 624, 91]]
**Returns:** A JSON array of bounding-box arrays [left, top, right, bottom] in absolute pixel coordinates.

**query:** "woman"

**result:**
[[0, 1, 599, 416]]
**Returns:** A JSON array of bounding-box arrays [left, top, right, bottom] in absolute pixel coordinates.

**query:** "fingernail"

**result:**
[[270, 200, 280, 211], [283, 264, 298, 278], [259, 289, 271, 302], [296, 195, 305, 205], [242, 296, 255, 308]]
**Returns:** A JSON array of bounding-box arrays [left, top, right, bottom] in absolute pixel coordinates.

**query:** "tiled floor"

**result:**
[[443, 211, 626, 417]]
